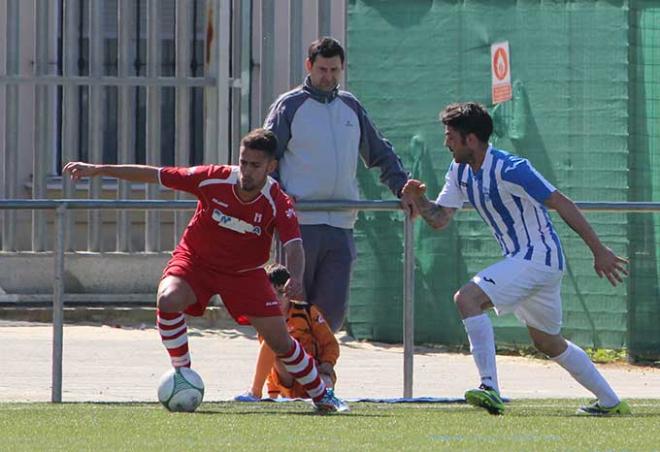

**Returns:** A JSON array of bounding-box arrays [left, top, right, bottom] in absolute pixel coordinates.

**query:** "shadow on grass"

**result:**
[[194, 408, 384, 418]]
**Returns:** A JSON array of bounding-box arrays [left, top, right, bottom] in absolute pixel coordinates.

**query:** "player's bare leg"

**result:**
[[454, 282, 504, 414], [273, 360, 294, 388], [528, 326, 630, 416], [157, 276, 197, 368], [250, 315, 348, 412]]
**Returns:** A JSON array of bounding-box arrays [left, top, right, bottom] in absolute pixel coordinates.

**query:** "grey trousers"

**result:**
[[300, 224, 357, 332]]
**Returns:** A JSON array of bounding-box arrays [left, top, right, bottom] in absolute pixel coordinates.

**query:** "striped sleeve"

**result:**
[[500, 159, 556, 204], [435, 162, 465, 208]]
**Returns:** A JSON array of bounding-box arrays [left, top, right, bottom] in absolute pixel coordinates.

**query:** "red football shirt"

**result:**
[[159, 165, 301, 273]]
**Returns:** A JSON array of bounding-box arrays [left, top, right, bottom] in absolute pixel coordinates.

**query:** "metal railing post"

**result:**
[[403, 214, 415, 398], [117, 0, 136, 252], [88, 0, 105, 252], [2, 0, 20, 251], [32, 0, 53, 252], [62, 0, 80, 252], [174, 1, 193, 243], [145, 0, 162, 252], [51, 203, 66, 403]]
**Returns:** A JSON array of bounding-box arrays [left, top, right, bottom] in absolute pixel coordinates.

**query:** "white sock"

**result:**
[[463, 313, 499, 393], [551, 341, 619, 407]]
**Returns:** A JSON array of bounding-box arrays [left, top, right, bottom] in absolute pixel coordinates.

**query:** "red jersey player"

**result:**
[[63, 128, 348, 413]]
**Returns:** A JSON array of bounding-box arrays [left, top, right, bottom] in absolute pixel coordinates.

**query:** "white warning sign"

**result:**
[[491, 41, 512, 104]]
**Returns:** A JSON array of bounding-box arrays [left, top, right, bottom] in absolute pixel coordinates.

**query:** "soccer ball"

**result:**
[[157, 367, 205, 412]]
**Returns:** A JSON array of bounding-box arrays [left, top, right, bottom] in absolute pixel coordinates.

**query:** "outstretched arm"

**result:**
[[62, 162, 160, 184], [401, 179, 457, 230], [545, 190, 628, 286], [282, 239, 305, 301]]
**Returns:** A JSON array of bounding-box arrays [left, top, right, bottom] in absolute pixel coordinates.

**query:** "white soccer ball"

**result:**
[[157, 367, 205, 412]]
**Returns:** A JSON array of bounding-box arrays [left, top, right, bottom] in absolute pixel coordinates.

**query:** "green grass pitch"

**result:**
[[1, 400, 659, 451]]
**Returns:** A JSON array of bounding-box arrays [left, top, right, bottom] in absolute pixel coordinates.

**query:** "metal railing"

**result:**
[[3, 198, 660, 402], [0, 198, 415, 402]]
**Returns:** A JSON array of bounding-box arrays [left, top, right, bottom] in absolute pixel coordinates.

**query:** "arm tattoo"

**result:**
[[418, 199, 449, 229]]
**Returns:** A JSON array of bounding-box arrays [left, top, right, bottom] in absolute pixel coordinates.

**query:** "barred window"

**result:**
[[55, 0, 207, 173]]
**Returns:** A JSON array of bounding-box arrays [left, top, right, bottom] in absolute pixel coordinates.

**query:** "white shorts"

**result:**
[[472, 257, 564, 335]]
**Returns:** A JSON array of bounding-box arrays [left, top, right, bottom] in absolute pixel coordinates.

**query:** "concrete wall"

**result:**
[[0, 252, 169, 295]]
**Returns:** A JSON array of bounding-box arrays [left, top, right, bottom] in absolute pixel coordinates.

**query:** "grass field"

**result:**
[[1, 400, 659, 451]]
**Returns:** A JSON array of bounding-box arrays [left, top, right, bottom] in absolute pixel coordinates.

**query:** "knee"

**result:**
[[532, 335, 566, 357], [157, 286, 188, 313], [453, 289, 477, 316], [531, 336, 547, 354]]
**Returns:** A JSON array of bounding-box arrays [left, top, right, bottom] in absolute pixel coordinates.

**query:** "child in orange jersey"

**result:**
[[235, 264, 339, 400]]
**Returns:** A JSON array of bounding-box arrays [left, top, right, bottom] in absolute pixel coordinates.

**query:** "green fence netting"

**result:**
[[345, 0, 660, 359], [627, 4, 660, 360]]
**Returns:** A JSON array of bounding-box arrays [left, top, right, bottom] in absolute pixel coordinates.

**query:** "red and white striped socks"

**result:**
[[157, 309, 191, 368], [278, 338, 326, 401]]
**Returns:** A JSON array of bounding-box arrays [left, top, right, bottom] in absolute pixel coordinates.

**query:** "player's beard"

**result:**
[[450, 143, 472, 164], [239, 175, 265, 194], [239, 177, 254, 192]]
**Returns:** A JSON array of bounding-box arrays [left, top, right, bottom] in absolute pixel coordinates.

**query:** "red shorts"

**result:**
[[161, 251, 282, 324]]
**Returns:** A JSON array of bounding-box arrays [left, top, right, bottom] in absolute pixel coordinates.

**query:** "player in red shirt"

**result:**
[[63, 128, 348, 413]]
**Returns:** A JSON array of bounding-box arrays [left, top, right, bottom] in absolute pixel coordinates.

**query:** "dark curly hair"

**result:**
[[440, 102, 493, 143]]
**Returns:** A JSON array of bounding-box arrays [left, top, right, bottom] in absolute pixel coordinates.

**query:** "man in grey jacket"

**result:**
[[264, 37, 415, 332]]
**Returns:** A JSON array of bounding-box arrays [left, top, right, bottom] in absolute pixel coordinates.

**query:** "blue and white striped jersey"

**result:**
[[436, 145, 564, 271]]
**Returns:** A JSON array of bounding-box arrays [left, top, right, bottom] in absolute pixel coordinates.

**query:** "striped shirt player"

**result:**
[[437, 146, 564, 272], [437, 145, 567, 337], [404, 102, 629, 416]]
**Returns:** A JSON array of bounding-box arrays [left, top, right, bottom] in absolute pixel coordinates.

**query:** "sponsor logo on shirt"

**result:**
[[265, 300, 279, 307], [211, 208, 262, 236], [212, 198, 229, 208], [285, 207, 296, 218]]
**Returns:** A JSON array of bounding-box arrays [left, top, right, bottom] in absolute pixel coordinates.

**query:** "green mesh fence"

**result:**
[[627, 4, 660, 360], [345, 0, 660, 359]]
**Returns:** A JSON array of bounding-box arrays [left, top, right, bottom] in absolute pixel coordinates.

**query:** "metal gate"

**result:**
[[0, 0, 233, 252], [1, 0, 346, 253]]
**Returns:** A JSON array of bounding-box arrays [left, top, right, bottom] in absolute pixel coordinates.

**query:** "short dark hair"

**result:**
[[240, 128, 278, 159], [266, 263, 290, 287], [440, 102, 493, 143], [308, 37, 345, 64]]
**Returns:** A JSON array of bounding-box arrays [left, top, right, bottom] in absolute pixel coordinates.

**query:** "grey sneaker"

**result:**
[[314, 388, 350, 413]]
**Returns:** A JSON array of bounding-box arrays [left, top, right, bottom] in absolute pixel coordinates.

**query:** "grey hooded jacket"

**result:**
[[264, 76, 409, 229]]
